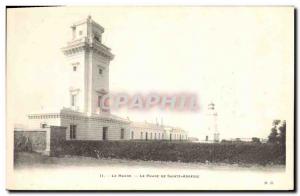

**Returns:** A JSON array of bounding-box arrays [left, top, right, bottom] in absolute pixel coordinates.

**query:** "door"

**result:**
[[103, 127, 108, 140]]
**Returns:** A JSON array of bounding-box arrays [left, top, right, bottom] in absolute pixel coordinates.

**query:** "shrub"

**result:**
[[60, 140, 285, 165]]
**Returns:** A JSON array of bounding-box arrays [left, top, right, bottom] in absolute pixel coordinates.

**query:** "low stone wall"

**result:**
[[14, 130, 47, 152], [14, 126, 67, 156]]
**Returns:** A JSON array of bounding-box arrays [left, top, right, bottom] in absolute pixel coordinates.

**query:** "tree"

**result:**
[[252, 137, 261, 143], [268, 127, 278, 143], [272, 119, 281, 127], [268, 120, 281, 143], [278, 120, 286, 145]]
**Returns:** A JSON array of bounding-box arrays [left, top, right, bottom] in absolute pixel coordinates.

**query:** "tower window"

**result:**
[[79, 30, 82, 35], [71, 94, 77, 106], [72, 26, 76, 39], [72, 62, 79, 71], [99, 68, 103, 75], [98, 95, 102, 107]]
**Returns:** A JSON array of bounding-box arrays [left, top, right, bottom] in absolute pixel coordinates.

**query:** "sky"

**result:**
[[7, 6, 294, 140]]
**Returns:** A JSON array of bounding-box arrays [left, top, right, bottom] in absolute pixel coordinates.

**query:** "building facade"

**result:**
[[130, 122, 188, 141], [24, 16, 187, 141], [27, 16, 131, 140]]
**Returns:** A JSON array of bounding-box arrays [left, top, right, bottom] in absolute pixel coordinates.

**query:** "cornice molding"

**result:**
[[61, 39, 114, 60]]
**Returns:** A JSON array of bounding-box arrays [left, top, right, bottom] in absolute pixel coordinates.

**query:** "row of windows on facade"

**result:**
[[71, 94, 105, 109], [69, 124, 186, 140], [72, 63, 103, 75], [135, 132, 187, 140], [69, 124, 125, 140]]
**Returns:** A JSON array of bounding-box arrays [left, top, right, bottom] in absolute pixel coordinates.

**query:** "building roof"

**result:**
[[130, 122, 187, 134], [28, 108, 130, 123]]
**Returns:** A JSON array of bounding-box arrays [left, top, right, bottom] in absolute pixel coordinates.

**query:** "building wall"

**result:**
[[91, 52, 110, 114], [130, 126, 165, 140], [27, 112, 187, 141], [72, 22, 88, 40], [58, 112, 129, 141], [164, 129, 188, 141], [28, 110, 130, 141], [62, 116, 130, 141], [66, 51, 87, 113], [130, 123, 188, 141]]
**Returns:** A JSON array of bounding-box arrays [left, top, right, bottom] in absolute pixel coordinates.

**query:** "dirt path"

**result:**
[[14, 152, 285, 172]]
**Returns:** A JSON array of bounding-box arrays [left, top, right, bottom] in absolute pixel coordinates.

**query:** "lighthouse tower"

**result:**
[[206, 102, 220, 142], [61, 15, 114, 115]]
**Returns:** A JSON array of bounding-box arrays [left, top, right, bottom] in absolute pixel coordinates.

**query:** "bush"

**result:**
[[60, 140, 285, 165]]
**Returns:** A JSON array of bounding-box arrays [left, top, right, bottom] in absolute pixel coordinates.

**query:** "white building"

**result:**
[[25, 16, 188, 141], [130, 122, 165, 140], [164, 126, 188, 141], [130, 122, 188, 141]]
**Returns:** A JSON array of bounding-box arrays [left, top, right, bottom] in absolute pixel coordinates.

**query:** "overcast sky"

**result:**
[[7, 7, 294, 140]]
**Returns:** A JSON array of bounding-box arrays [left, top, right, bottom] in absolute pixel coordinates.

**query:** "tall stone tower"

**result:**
[[206, 102, 219, 142], [61, 16, 114, 115]]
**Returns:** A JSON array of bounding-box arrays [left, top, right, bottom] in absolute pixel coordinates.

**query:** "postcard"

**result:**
[[6, 6, 294, 191]]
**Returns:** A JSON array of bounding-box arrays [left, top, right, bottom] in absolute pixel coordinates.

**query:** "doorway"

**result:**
[[103, 127, 108, 140]]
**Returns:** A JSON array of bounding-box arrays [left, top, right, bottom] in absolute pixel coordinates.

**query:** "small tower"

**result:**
[[207, 102, 219, 142], [61, 16, 114, 115]]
